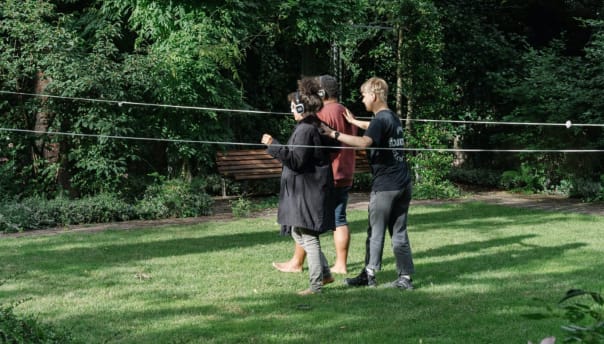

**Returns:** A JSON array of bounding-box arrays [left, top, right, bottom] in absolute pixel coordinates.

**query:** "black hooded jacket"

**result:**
[[267, 115, 336, 233]]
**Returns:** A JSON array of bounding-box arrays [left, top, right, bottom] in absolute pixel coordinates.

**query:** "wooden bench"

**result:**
[[216, 148, 370, 196]]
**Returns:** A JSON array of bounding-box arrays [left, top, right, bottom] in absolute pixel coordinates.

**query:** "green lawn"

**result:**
[[1, 202, 602, 343]]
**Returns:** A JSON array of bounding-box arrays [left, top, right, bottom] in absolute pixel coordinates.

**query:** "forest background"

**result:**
[[1, 0, 603, 231]]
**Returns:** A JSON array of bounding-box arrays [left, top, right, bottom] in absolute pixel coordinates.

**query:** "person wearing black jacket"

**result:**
[[261, 77, 337, 295]]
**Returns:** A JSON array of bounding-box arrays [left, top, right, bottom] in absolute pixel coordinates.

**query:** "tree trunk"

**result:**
[[33, 71, 72, 193], [33, 71, 52, 162], [396, 27, 413, 132], [453, 135, 466, 167]]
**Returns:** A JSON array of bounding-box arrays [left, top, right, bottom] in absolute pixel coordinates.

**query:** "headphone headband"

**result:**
[[318, 75, 326, 98], [294, 91, 305, 114]]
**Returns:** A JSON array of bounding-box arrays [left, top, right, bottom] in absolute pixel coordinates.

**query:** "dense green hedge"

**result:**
[[0, 179, 214, 233]]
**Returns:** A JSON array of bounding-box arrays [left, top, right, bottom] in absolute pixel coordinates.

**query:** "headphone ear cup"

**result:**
[[294, 91, 305, 113], [318, 89, 325, 98], [295, 103, 305, 114]]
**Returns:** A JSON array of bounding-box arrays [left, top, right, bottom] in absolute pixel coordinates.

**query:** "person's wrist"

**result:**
[[334, 131, 340, 140]]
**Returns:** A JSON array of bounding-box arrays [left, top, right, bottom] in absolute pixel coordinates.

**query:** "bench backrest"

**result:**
[[216, 149, 370, 181]]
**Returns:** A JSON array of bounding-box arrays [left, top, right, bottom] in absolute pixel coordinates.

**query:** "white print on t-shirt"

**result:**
[[389, 127, 405, 162]]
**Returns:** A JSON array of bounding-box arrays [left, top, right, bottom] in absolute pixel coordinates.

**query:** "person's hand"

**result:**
[[343, 108, 356, 124], [319, 123, 334, 136], [261, 134, 273, 145]]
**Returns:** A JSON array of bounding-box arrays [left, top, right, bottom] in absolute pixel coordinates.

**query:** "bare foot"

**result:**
[[272, 261, 303, 273], [330, 266, 347, 274]]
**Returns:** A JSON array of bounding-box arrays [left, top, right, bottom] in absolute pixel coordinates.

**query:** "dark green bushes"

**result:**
[[0, 178, 215, 233], [0, 194, 135, 233], [135, 178, 213, 219]]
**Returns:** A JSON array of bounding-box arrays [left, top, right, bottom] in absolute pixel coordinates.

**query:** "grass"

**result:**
[[0, 201, 602, 343]]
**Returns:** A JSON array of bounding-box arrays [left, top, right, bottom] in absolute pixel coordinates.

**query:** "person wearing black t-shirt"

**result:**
[[320, 77, 415, 290]]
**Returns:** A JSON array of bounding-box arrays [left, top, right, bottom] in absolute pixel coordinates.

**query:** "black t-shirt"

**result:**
[[364, 109, 411, 191]]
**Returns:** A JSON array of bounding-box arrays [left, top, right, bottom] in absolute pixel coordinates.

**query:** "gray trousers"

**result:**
[[365, 183, 415, 276], [291, 227, 331, 292]]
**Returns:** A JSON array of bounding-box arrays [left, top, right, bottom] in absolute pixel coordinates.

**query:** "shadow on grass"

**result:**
[[1, 201, 601, 343], [52, 263, 603, 343], [344, 201, 590, 287]]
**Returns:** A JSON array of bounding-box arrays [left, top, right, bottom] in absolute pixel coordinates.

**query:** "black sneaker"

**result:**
[[344, 269, 377, 287], [389, 276, 414, 290]]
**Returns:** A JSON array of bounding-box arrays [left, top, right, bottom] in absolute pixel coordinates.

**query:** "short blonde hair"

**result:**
[[360, 77, 388, 103]]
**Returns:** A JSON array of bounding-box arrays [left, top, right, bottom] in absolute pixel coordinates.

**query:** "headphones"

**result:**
[[318, 75, 326, 98], [294, 91, 305, 114]]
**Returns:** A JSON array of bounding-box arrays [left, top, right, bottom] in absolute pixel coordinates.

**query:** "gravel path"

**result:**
[[347, 191, 604, 216]]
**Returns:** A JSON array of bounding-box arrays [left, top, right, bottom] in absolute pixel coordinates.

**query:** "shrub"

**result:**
[[58, 194, 136, 225], [526, 289, 604, 344], [569, 177, 603, 201], [557, 289, 604, 343], [192, 174, 239, 197], [0, 198, 59, 233], [0, 194, 136, 233], [135, 178, 214, 219], [413, 180, 460, 200], [500, 163, 549, 193], [230, 197, 252, 218], [448, 168, 502, 188]]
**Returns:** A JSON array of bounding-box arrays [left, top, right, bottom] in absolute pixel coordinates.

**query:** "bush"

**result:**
[[135, 178, 214, 219], [448, 168, 502, 188], [413, 180, 460, 200], [0, 179, 215, 233], [569, 177, 603, 201], [230, 197, 252, 218], [0, 198, 60, 233], [500, 163, 547, 192], [526, 289, 604, 344], [0, 194, 136, 233]]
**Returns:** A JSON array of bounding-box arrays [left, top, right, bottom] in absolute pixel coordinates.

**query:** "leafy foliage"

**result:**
[[135, 178, 214, 220], [526, 289, 604, 344], [0, 194, 135, 233], [1, 0, 603, 204]]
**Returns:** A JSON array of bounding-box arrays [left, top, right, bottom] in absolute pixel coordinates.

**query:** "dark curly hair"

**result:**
[[294, 77, 323, 114]]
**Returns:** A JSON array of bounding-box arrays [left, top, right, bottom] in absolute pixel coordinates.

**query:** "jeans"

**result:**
[[333, 186, 351, 227], [365, 183, 415, 276], [291, 227, 331, 292]]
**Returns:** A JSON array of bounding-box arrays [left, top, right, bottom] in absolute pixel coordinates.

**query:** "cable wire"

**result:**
[[1, 127, 603, 153], [2, 90, 603, 128]]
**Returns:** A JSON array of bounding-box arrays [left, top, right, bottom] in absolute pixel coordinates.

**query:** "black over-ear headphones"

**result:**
[[294, 91, 305, 114], [318, 75, 326, 98]]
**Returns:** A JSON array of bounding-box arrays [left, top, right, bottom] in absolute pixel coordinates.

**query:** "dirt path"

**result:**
[[348, 191, 604, 216], [2, 191, 603, 238]]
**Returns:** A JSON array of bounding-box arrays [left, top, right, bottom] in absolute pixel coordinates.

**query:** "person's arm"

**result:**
[[263, 128, 313, 171], [320, 123, 372, 148], [343, 108, 370, 130]]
